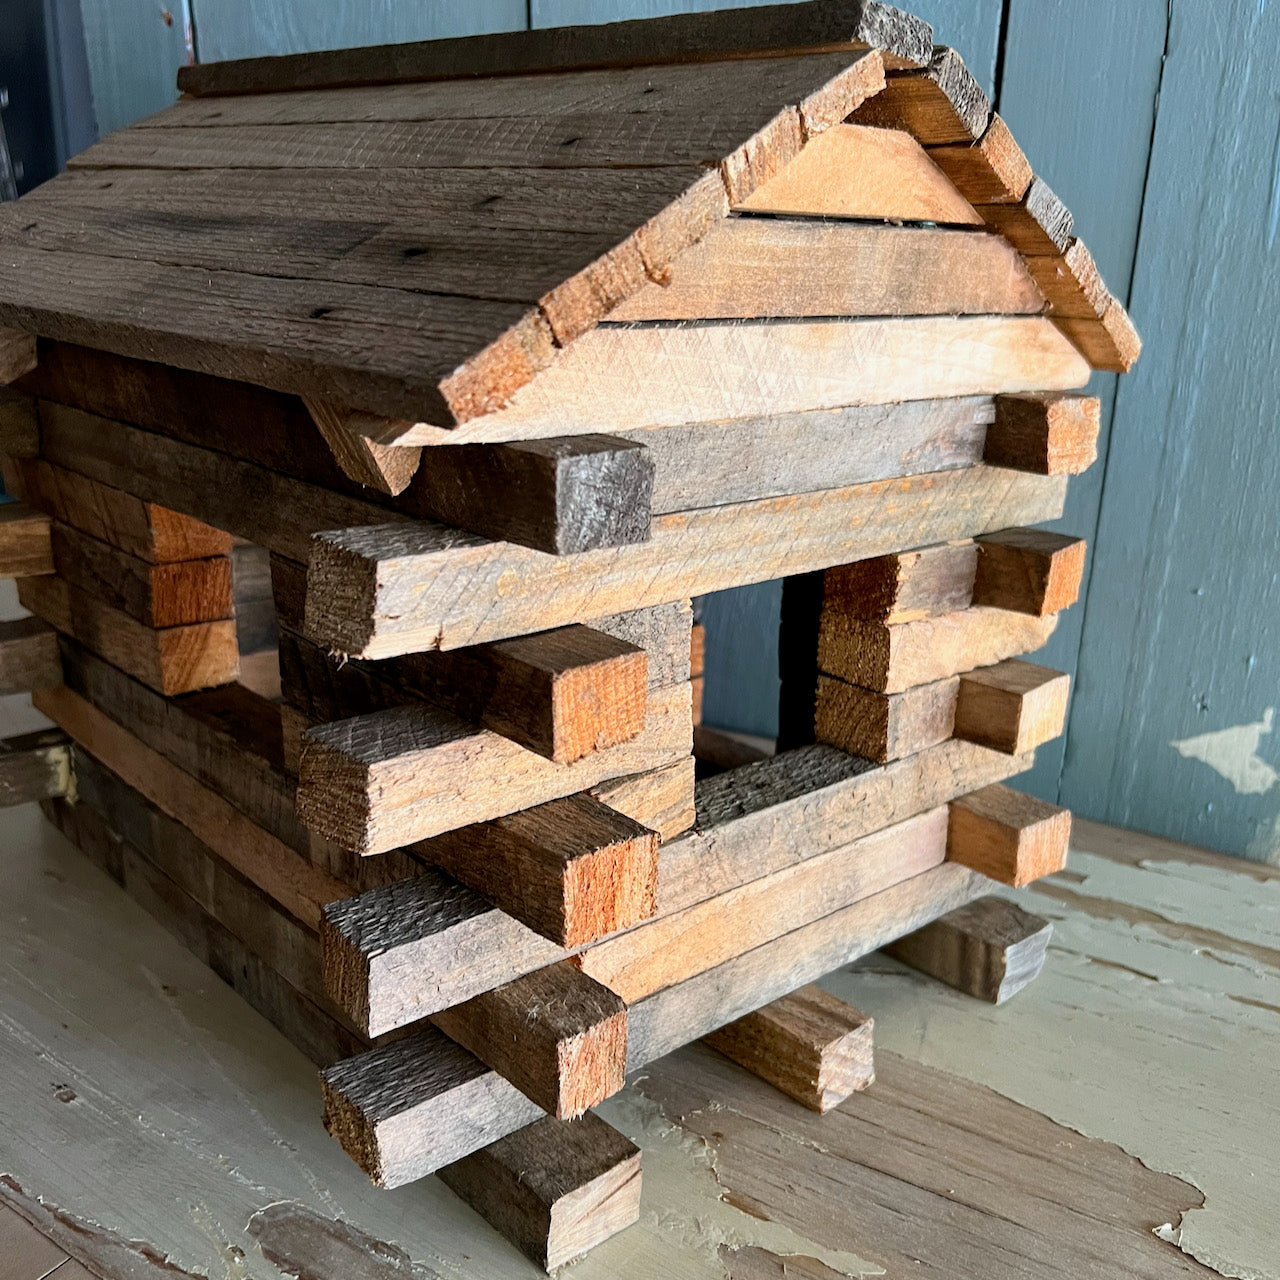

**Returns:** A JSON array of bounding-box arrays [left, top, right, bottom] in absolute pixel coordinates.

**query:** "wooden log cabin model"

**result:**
[[0, 1, 1138, 1269]]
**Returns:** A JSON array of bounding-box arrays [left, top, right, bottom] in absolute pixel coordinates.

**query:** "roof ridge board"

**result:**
[[175, 1, 930, 99]]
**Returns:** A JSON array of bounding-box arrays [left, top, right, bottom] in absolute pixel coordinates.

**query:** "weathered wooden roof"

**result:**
[[0, 0, 1137, 440]]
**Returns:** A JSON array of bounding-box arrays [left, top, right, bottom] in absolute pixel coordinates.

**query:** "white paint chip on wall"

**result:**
[[1170, 707, 1280, 795]]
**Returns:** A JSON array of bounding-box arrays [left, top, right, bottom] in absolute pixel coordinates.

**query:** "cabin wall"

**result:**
[[42, 0, 1280, 860]]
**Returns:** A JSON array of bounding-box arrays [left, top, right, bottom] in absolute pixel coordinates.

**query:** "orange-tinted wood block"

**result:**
[[973, 529, 1086, 617], [954, 660, 1070, 755], [986, 393, 1101, 475], [948, 783, 1070, 887]]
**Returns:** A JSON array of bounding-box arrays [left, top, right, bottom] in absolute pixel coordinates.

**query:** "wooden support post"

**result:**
[[851, 47, 991, 144], [817, 605, 1058, 694], [948, 783, 1071, 887], [0, 616, 62, 694], [296, 680, 691, 855], [824, 542, 978, 623], [704, 984, 874, 1113], [886, 894, 1052, 1004], [411, 793, 658, 947], [50, 522, 233, 627], [973, 529, 1087, 616], [0, 728, 72, 806], [977, 176, 1074, 256], [0, 503, 53, 577], [0, 327, 36, 385], [0, 389, 38, 457], [304, 397, 422, 496], [403, 434, 655, 555], [814, 674, 958, 763], [927, 113, 1032, 206], [18, 575, 239, 697], [431, 962, 627, 1119], [439, 1114, 641, 1273], [986, 393, 1101, 475], [954, 659, 1070, 755]]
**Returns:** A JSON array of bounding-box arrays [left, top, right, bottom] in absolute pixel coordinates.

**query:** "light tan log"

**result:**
[[304, 396, 422, 495], [18, 574, 239, 697], [0, 503, 54, 577], [610, 220, 1041, 321], [305, 466, 1068, 658], [320, 861, 987, 1186], [590, 757, 696, 843], [985, 393, 1101, 475], [814, 673, 958, 762], [438, 1114, 641, 1272], [823, 541, 977, 624], [411, 793, 658, 947], [817, 605, 1058, 694], [947, 783, 1071, 887], [573, 806, 947, 1002], [0, 616, 62, 695], [0, 326, 36, 385], [397, 315, 1089, 446], [886, 894, 1052, 1004], [953, 659, 1070, 755], [736, 123, 978, 224], [431, 962, 626, 1119], [297, 681, 692, 854], [704, 984, 874, 1112], [973, 529, 1086, 616]]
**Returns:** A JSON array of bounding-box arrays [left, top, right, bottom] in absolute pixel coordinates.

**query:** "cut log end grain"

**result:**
[[973, 528, 1087, 617], [954, 659, 1070, 756], [948, 783, 1070, 887], [814, 674, 958, 764], [704, 983, 874, 1113], [977, 175, 1074, 256], [824, 541, 978, 624], [986, 392, 1101, 476], [0, 503, 54, 578]]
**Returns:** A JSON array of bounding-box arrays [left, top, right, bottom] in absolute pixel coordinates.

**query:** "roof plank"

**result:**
[[176, 0, 931, 97]]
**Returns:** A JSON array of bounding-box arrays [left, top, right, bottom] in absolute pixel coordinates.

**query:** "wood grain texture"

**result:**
[[176, 2, 931, 95], [0, 728, 72, 807], [0, 503, 53, 578], [438, 1113, 641, 1272], [817, 605, 1058, 694], [305, 397, 421, 496], [814, 674, 958, 763], [985, 392, 1101, 475], [305, 466, 1069, 658], [296, 681, 692, 854], [885, 894, 1052, 1004], [410, 792, 658, 947], [1023, 239, 1110, 319], [321, 861, 986, 1186], [0, 388, 38, 457], [632, 395, 993, 515], [611, 219, 1042, 320], [401, 434, 653, 555], [977, 175, 1074, 256], [17, 574, 239, 697], [954, 659, 1071, 756], [736, 123, 979, 224], [6, 454, 233, 563], [704, 984, 873, 1113], [824, 541, 978, 624], [432, 962, 627, 1119], [973, 528, 1086, 616], [427, 315, 1088, 447], [0, 327, 36, 385], [948, 783, 1071, 887], [589, 757, 695, 842], [49, 522, 233, 627], [33, 684, 352, 930], [322, 740, 1028, 1036], [573, 807, 947, 1002], [1056, 299, 1142, 374], [928, 112, 1032, 205], [0, 616, 62, 695], [35, 401, 407, 564], [850, 47, 991, 144]]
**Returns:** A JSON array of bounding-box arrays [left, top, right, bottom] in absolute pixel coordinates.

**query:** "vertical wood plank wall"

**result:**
[[60, 0, 1280, 860]]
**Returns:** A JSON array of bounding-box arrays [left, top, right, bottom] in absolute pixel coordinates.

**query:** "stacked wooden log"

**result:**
[[0, 3, 1135, 1269]]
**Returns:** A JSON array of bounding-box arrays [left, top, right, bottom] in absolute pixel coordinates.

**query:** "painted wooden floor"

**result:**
[[0, 799, 1274, 1279]]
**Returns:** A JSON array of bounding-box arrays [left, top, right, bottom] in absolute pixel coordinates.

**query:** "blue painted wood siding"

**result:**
[[64, 0, 1280, 857]]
